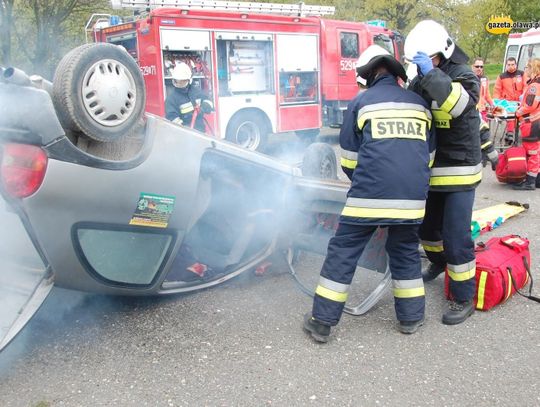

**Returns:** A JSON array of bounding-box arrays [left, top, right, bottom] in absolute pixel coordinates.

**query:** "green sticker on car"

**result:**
[[130, 192, 175, 228]]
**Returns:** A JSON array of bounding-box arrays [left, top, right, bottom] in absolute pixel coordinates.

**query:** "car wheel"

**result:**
[[295, 128, 320, 145], [52, 43, 145, 142], [301, 142, 337, 179], [226, 111, 269, 151]]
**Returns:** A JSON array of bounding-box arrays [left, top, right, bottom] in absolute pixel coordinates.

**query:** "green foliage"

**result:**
[[448, 0, 508, 63], [484, 63, 503, 80], [3, 0, 514, 79], [507, 0, 538, 23], [360, 0, 447, 32], [5, 0, 111, 78]]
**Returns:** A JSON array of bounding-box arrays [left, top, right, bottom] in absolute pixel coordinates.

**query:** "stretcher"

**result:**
[[470, 201, 528, 239], [487, 100, 520, 152]]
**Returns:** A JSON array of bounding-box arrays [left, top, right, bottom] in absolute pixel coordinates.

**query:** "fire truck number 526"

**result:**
[[340, 59, 356, 71]]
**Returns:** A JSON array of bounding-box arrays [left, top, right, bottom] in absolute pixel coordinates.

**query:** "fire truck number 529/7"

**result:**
[[140, 65, 157, 76]]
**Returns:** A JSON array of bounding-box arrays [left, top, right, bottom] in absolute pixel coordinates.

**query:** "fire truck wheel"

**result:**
[[52, 43, 145, 143], [301, 142, 337, 180], [295, 129, 320, 144], [226, 111, 269, 151]]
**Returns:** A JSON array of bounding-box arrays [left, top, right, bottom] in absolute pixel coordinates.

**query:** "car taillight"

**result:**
[[1, 143, 48, 198]]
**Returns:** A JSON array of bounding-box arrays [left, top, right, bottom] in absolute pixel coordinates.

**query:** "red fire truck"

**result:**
[[89, 0, 404, 150]]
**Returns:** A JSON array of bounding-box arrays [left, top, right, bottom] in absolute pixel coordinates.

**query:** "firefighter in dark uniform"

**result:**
[[303, 45, 436, 342], [405, 20, 482, 325], [165, 62, 213, 133]]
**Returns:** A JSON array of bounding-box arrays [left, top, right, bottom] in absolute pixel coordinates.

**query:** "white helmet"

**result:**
[[171, 62, 192, 82], [404, 20, 455, 61], [356, 44, 406, 84], [406, 63, 418, 82]]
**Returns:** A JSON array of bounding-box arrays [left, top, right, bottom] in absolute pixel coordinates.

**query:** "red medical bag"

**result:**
[[445, 235, 538, 311], [495, 146, 527, 184]]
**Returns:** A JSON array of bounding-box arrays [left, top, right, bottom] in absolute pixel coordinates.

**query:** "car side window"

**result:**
[[75, 225, 174, 286]]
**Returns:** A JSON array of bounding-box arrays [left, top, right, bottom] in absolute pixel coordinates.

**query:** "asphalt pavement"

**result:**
[[1, 134, 539, 407]]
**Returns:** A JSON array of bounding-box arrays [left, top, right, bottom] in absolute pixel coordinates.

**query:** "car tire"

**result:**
[[52, 43, 145, 142], [301, 142, 337, 179], [226, 111, 269, 151]]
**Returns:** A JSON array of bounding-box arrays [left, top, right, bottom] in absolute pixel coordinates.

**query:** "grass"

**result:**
[[485, 63, 503, 96], [485, 63, 503, 80]]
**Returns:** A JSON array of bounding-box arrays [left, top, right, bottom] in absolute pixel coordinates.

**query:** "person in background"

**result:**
[[513, 58, 540, 190], [493, 57, 524, 138], [165, 62, 213, 133], [405, 20, 481, 325], [493, 57, 525, 101], [472, 58, 494, 121], [302, 45, 435, 342]]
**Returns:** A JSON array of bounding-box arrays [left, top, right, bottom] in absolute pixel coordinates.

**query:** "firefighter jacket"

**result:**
[[339, 74, 435, 226], [165, 85, 213, 133], [493, 70, 525, 101], [409, 58, 482, 192], [516, 77, 540, 142], [477, 75, 494, 112]]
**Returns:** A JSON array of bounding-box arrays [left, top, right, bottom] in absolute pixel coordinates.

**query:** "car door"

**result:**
[[0, 193, 53, 351]]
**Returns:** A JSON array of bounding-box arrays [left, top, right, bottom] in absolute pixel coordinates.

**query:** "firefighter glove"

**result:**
[[172, 117, 183, 125], [201, 99, 214, 114], [412, 52, 434, 76]]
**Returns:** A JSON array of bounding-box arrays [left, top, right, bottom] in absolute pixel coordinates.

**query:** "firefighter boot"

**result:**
[[398, 316, 425, 334], [422, 262, 445, 282], [442, 299, 475, 325], [303, 313, 331, 343], [512, 175, 536, 191]]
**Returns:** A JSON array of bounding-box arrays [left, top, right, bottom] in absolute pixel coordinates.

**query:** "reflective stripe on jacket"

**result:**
[[409, 59, 482, 192], [339, 74, 435, 225], [165, 85, 209, 132]]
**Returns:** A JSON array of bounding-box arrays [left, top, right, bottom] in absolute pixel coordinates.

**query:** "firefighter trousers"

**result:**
[[312, 223, 425, 326], [420, 190, 476, 302]]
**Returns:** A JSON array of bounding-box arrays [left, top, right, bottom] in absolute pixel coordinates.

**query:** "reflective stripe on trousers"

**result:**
[[419, 190, 476, 301], [312, 223, 424, 325]]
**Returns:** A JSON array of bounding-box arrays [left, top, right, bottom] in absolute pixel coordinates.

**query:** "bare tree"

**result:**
[[0, 0, 15, 65], [14, 0, 108, 76]]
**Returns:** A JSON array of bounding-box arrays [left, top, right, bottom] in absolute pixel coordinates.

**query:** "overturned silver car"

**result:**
[[0, 44, 389, 351]]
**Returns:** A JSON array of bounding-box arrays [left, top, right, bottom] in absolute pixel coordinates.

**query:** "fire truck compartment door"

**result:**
[[161, 29, 211, 51], [276, 34, 318, 72]]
